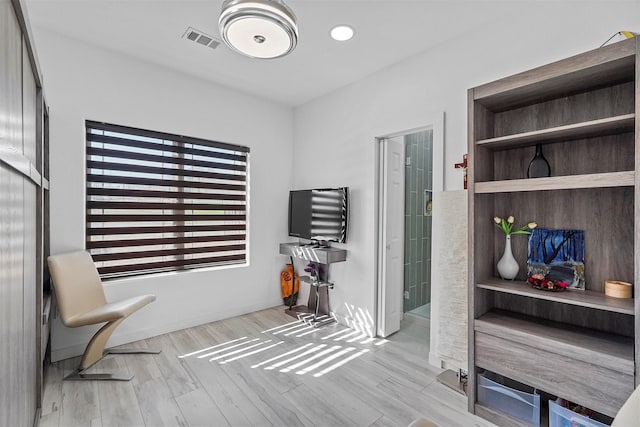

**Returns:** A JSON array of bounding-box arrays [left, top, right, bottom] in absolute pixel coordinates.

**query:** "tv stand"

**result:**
[[279, 243, 347, 327]]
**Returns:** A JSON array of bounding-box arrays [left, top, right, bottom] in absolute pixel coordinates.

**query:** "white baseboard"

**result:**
[[429, 351, 466, 372]]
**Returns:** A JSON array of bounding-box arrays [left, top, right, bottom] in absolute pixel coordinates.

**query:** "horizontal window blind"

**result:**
[[86, 121, 249, 278]]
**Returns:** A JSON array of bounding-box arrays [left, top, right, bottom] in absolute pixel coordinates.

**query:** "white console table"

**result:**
[[279, 243, 347, 327]]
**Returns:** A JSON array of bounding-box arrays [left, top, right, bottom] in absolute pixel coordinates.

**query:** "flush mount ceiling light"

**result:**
[[218, 0, 298, 59], [330, 25, 354, 42]]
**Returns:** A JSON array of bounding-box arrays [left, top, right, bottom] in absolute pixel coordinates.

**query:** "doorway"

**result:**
[[376, 114, 444, 337], [403, 130, 433, 319]]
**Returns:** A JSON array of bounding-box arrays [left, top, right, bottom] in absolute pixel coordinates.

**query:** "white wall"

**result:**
[[36, 29, 295, 361], [292, 1, 640, 336]]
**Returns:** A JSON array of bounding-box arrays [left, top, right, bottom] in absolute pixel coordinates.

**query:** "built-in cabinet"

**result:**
[[468, 38, 639, 426], [0, 1, 50, 425]]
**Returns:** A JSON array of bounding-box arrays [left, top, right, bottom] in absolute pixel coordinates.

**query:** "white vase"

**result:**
[[497, 234, 519, 280]]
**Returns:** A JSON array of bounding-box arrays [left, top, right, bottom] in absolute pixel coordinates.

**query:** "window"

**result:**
[[86, 121, 249, 279]]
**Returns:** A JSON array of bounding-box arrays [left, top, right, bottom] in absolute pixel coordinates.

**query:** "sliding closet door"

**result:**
[[22, 36, 39, 426], [0, 1, 26, 426], [0, 1, 39, 425]]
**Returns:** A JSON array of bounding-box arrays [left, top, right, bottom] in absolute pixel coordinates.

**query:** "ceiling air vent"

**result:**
[[182, 27, 221, 50]]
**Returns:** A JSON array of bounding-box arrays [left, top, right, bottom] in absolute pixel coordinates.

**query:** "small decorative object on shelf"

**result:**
[[424, 189, 433, 216], [304, 262, 323, 282], [599, 30, 637, 48], [497, 235, 519, 280], [527, 273, 568, 292], [604, 280, 633, 298], [527, 228, 585, 290], [527, 144, 551, 178], [494, 216, 537, 280], [454, 153, 468, 189]]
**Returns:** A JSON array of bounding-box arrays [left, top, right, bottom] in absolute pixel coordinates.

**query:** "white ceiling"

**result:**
[[25, 0, 516, 107]]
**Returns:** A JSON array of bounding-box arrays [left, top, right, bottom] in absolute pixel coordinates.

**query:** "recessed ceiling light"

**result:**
[[330, 25, 354, 42]]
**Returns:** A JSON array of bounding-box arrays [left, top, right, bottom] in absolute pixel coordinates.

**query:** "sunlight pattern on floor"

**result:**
[[177, 319, 386, 378], [250, 343, 313, 368], [218, 341, 284, 364], [177, 336, 248, 358], [295, 347, 355, 375]]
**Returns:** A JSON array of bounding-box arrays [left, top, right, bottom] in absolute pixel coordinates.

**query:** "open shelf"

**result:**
[[279, 243, 347, 264], [474, 171, 634, 193], [476, 114, 635, 150], [475, 310, 635, 374], [472, 38, 636, 110], [298, 275, 333, 288], [477, 278, 634, 315]]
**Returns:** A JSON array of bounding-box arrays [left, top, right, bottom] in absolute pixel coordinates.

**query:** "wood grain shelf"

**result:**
[[475, 310, 635, 374], [474, 171, 634, 193], [472, 38, 636, 110], [477, 278, 635, 315], [474, 312, 635, 417], [476, 114, 635, 150]]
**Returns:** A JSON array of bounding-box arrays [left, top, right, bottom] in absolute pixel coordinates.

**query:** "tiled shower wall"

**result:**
[[404, 129, 433, 312]]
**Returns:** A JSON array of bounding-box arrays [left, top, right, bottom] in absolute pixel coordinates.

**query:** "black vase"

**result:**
[[527, 144, 551, 178]]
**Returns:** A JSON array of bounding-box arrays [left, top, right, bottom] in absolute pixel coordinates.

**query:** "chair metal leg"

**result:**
[[63, 347, 162, 381], [64, 369, 133, 381], [64, 318, 163, 381], [104, 348, 162, 355]]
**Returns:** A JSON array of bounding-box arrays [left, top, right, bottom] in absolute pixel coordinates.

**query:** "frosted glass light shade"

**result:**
[[219, 0, 298, 59]]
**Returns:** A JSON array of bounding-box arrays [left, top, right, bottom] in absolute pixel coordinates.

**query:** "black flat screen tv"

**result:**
[[288, 187, 348, 243]]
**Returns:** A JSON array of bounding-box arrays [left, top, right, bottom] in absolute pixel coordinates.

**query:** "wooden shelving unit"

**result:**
[[468, 37, 639, 425]]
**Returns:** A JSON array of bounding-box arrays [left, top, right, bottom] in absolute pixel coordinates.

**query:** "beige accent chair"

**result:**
[[612, 384, 640, 427], [48, 251, 160, 381]]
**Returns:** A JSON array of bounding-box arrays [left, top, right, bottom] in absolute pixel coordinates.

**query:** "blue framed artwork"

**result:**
[[527, 228, 585, 290]]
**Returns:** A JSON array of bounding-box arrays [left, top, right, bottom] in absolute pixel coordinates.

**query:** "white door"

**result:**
[[378, 137, 405, 337]]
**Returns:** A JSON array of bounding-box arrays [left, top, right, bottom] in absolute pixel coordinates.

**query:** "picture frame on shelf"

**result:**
[[526, 228, 585, 290]]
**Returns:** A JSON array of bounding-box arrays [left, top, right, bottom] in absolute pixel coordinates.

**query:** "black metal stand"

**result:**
[[279, 243, 346, 328], [285, 269, 334, 327]]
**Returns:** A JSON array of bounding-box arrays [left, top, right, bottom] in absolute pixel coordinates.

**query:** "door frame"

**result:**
[[374, 112, 444, 337]]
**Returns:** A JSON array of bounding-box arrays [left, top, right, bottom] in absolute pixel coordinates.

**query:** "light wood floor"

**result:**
[[39, 307, 494, 427]]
